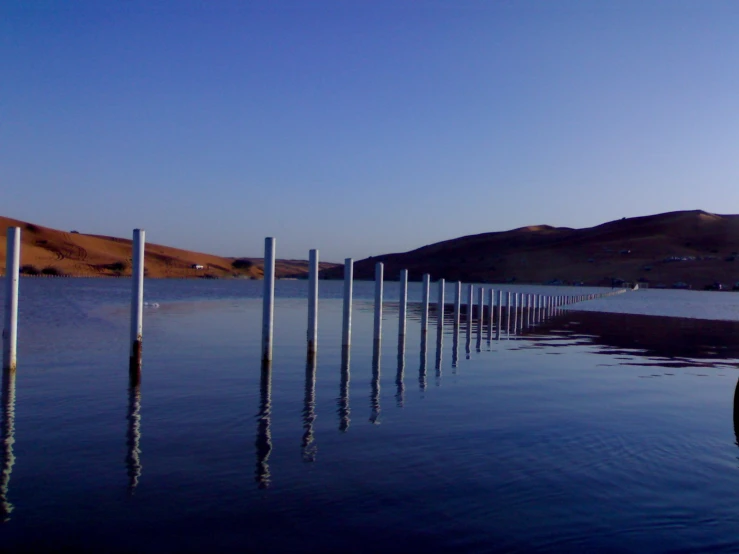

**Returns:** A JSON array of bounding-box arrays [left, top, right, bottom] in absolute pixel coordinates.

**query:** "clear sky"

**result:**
[[2, 1, 738, 262]]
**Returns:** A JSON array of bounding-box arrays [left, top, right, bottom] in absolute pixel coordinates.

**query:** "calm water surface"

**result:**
[[2, 279, 739, 553]]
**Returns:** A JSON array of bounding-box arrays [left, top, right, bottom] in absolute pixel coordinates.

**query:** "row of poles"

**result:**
[[261, 237, 624, 365], [2, 227, 146, 379], [2, 229, 624, 377], [0, 229, 625, 504]]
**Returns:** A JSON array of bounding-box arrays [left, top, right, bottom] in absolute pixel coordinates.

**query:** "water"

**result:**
[[2, 279, 739, 553]]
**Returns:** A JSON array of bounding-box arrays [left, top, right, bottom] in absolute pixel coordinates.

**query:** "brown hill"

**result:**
[[323, 210, 739, 289], [0, 216, 338, 278]]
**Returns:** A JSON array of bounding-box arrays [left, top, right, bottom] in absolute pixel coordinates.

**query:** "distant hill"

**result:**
[[0, 216, 339, 278], [322, 210, 739, 289]]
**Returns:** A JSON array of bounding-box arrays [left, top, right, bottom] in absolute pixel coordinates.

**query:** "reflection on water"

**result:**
[[125, 382, 142, 495], [465, 312, 471, 359], [255, 362, 272, 488], [370, 344, 381, 424], [435, 318, 443, 385], [302, 355, 317, 462], [337, 347, 351, 432], [554, 311, 739, 366], [1, 371, 15, 522], [9, 282, 739, 553], [418, 333, 427, 392], [452, 316, 460, 368], [396, 336, 405, 406]]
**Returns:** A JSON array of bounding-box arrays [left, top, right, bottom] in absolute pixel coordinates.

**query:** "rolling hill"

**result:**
[[322, 210, 739, 289], [0, 216, 338, 278]]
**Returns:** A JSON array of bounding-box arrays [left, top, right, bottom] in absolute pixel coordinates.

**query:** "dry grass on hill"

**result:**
[[0, 216, 338, 279], [322, 210, 739, 289]]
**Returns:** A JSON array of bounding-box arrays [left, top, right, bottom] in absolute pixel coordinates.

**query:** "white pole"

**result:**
[[399, 269, 408, 338], [342, 258, 353, 348], [496, 290, 502, 338], [453, 281, 462, 330], [129, 229, 145, 373], [487, 289, 494, 341], [373, 262, 384, 346], [261, 237, 276, 363], [506, 291, 511, 336], [466, 284, 474, 337], [2, 228, 20, 372], [437, 278, 445, 326], [436, 279, 444, 370], [477, 287, 484, 334], [307, 249, 318, 356], [520, 294, 526, 331], [421, 274, 430, 334]]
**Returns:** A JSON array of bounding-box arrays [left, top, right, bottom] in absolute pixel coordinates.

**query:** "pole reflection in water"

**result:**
[[733, 378, 739, 448], [302, 354, 317, 462], [435, 319, 443, 385], [418, 332, 427, 391], [370, 342, 381, 424], [256, 361, 273, 488], [396, 334, 406, 405], [1, 370, 16, 522], [338, 347, 351, 432], [465, 319, 471, 358], [125, 381, 142, 495]]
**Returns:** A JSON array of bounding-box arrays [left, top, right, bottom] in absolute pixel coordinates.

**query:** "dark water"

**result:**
[[2, 279, 739, 553]]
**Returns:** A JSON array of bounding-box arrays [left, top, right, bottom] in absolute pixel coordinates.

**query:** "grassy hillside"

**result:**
[[0, 217, 338, 278], [322, 210, 739, 289]]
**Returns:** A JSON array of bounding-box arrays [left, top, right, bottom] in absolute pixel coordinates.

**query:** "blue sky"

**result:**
[[2, 1, 738, 261]]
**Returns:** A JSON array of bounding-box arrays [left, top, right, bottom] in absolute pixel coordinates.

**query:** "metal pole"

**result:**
[[435, 279, 444, 372], [2, 228, 20, 372], [129, 229, 145, 374], [496, 289, 502, 339], [373, 262, 384, 347], [399, 269, 408, 338], [477, 287, 484, 335], [342, 258, 353, 348], [437, 278, 446, 327], [453, 281, 462, 330], [421, 273, 430, 334], [261, 237, 276, 363], [487, 289, 494, 341], [506, 291, 511, 336], [307, 249, 318, 357], [466, 284, 474, 338]]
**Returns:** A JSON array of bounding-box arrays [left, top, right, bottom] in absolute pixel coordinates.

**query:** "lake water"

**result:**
[[2, 279, 739, 553]]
